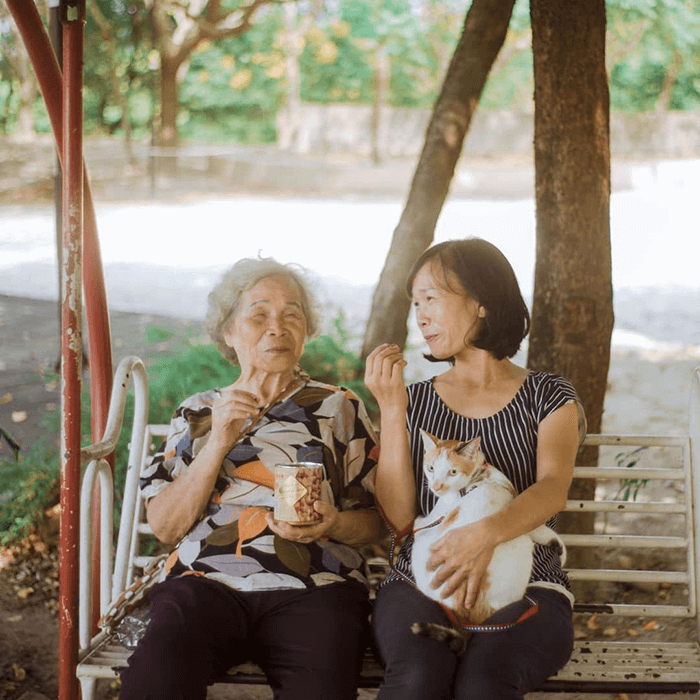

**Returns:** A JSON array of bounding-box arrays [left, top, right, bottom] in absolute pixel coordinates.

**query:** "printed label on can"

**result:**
[[273, 462, 323, 523]]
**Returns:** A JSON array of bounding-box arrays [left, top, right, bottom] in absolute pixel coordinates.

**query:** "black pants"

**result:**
[[119, 576, 371, 700], [372, 581, 574, 700]]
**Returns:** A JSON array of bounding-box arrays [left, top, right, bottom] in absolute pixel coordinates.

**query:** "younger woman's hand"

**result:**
[[265, 501, 339, 544], [364, 343, 408, 414], [427, 519, 497, 611]]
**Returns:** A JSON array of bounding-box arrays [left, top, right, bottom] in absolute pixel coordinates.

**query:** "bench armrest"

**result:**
[[79, 459, 114, 651]]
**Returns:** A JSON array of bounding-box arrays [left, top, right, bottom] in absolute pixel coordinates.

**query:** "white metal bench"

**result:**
[[76, 356, 700, 698]]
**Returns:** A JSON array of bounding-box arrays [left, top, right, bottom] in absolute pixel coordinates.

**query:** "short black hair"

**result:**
[[406, 238, 530, 361]]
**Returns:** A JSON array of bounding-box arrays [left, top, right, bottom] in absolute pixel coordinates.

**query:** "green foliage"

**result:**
[[179, 8, 286, 144], [147, 341, 240, 421], [299, 0, 450, 108], [301, 333, 375, 411], [614, 446, 649, 501], [0, 373, 99, 545], [481, 50, 533, 110], [3, 0, 700, 149], [299, 22, 375, 104], [0, 81, 17, 135], [81, 0, 156, 137], [144, 326, 176, 344], [607, 0, 700, 111], [0, 426, 60, 546]]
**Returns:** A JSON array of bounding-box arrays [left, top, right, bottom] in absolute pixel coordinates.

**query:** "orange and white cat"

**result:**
[[411, 430, 565, 652]]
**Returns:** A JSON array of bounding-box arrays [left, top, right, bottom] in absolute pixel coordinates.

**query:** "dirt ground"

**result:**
[[1, 135, 698, 699]]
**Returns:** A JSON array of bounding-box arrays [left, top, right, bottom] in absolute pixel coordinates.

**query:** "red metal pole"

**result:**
[[5, 0, 114, 445], [58, 1, 85, 699], [6, 0, 115, 639], [4, 0, 114, 431]]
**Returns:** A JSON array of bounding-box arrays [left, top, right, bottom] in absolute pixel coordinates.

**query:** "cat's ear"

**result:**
[[419, 429, 438, 454], [456, 436, 481, 459]]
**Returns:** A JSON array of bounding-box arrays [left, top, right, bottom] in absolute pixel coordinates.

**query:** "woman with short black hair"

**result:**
[[366, 237, 585, 700], [405, 238, 530, 362]]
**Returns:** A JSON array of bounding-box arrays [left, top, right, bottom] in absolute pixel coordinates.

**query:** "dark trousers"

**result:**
[[372, 581, 574, 700], [120, 575, 371, 700]]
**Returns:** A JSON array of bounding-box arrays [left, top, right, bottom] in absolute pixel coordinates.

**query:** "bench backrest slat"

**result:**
[[562, 432, 696, 622]]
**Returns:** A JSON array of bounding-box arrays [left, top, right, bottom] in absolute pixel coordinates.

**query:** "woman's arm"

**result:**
[[364, 344, 417, 532], [146, 439, 229, 544], [147, 387, 261, 544], [427, 401, 581, 609]]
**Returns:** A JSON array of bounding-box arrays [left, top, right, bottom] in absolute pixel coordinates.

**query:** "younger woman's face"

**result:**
[[411, 262, 484, 361]]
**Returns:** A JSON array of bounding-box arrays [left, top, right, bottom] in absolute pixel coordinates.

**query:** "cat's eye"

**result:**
[[449, 469, 457, 476], [426, 465, 433, 472]]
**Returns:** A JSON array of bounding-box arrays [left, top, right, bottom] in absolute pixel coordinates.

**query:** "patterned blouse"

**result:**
[[386, 371, 585, 600], [140, 379, 379, 592]]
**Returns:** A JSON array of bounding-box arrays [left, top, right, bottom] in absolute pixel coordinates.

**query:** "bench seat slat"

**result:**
[[567, 569, 689, 583], [76, 637, 700, 693], [573, 467, 686, 480], [573, 603, 693, 617], [565, 500, 686, 513], [582, 435, 688, 447], [561, 534, 687, 548]]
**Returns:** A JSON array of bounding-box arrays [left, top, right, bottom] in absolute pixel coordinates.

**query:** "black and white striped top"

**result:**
[[386, 371, 584, 595]]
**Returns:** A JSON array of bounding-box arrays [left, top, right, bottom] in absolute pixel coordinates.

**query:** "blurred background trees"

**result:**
[[1, 0, 697, 146]]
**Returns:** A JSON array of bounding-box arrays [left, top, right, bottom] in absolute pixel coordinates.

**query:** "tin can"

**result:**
[[273, 462, 323, 523]]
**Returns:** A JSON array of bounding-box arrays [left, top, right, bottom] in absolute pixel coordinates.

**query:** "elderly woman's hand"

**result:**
[[265, 501, 340, 544], [364, 343, 408, 415], [209, 385, 262, 450]]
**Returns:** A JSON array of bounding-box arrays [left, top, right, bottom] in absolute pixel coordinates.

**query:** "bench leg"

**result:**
[[78, 675, 96, 700]]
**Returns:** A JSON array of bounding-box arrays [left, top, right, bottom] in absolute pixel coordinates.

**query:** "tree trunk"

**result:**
[[528, 0, 613, 562], [159, 54, 180, 148], [88, 1, 136, 165], [370, 44, 390, 165], [14, 67, 37, 142], [277, 2, 307, 152], [4, 20, 38, 142], [361, 0, 516, 360]]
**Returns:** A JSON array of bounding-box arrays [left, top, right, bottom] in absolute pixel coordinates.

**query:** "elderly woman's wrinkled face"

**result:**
[[223, 274, 307, 374]]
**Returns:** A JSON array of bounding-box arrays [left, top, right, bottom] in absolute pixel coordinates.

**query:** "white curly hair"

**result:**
[[204, 256, 321, 365]]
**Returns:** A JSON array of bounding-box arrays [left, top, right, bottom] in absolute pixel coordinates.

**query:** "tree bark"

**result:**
[[370, 44, 390, 165], [159, 54, 181, 148], [151, 0, 274, 148], [14, 62, 37, 142], [88, 1, 136, 164], [361, 0, 517, 360], [277, 2, 310, 152], [1, 10, 38, 142], [528, 0, 613, 554]]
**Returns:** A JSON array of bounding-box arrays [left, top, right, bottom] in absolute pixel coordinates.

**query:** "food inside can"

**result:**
[[273, 462, 323, 523]]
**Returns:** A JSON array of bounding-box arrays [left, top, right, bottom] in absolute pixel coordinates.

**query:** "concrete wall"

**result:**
[[279, 105, 700, 159]]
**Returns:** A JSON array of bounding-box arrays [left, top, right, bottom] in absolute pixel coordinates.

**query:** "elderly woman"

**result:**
[[120, 257, 384, 700]]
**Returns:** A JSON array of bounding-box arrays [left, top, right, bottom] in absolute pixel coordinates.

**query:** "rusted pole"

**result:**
[[4, 0, 114, 446], [59, 4, 86, 699], [49, 0, 63, 373], [6, 0, 115, 641]]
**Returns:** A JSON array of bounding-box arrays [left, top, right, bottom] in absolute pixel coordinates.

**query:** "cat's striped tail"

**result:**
[[411, 622, 470, 654]]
